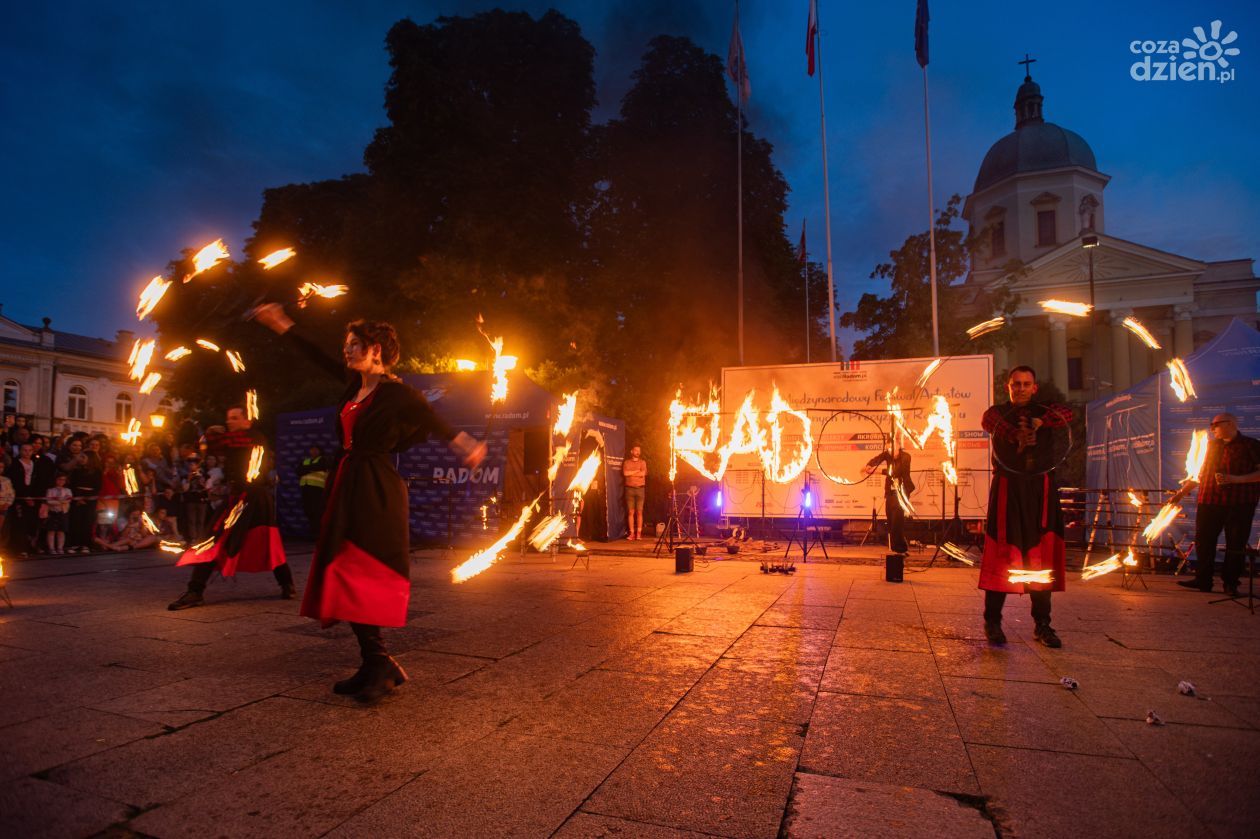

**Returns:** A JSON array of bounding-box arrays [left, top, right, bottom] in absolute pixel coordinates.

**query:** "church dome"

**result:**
[[973, 74, 1098, 193]]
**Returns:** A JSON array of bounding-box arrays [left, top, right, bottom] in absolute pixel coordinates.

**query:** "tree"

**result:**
[[841, 195, 1020, 361]]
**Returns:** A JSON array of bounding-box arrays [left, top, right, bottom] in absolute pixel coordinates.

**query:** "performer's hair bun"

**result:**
[[346, 319, 401, 367]]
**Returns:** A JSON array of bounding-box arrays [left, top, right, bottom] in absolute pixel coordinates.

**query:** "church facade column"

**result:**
[[993, 344, 1009, 377], [1174, 304, 1195, 358], [1049, 316, 1070, 396], [1110, 309, 1132, 392]]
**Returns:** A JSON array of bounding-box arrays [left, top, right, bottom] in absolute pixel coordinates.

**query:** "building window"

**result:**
[[990, 221, 1006, 258], [67, 386, 88, 420], [2, 379, 17, 414], [1036, 210, 1057, 246], [115, 393, 133, 424], [1067, 358, 1084, 391]]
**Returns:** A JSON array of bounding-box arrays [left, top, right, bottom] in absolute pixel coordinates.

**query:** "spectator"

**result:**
[[43, 473, 72, 555], [181, 456, 210, 543], [67, 442, 102, 554], [0, 453, 13, 551], [297, 444, 328, 539], [97, 453, 124, 541], [94, 508, 159, 552], [6, 443, 46, 555]]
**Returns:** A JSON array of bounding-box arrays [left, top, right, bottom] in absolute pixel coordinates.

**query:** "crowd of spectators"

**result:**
[[0, 412, 242, 558]]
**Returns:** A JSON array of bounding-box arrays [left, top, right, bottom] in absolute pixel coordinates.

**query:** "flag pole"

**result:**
[[803, 219, 810, 363], [814, 4, 838, 362], [922, 64, 940, 357], [736, 1, 745, 366]]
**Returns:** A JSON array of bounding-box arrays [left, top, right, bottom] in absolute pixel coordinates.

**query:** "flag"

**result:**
[[727, 9, 751, 101], [806, 0, 818, 76], [798, 220, 807, 263], [915, 0, 930, 68]]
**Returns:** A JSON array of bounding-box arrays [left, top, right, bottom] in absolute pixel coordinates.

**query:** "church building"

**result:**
[[962, 69, 1258, 398]]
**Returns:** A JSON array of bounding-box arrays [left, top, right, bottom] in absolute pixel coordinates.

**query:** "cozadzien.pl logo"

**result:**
[[1130, 19, 1240, 83]]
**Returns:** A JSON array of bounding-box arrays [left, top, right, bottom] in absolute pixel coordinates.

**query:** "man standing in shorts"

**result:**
[[622, 445, 647, 541]]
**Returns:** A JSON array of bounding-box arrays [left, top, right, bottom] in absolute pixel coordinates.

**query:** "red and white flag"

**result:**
[[798, 220, 807, 263], [806, 0, 819, 76], [727, 9, 751, 101]]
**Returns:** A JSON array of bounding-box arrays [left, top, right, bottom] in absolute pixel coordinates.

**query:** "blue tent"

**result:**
[[1086, 318, 1260, 549]]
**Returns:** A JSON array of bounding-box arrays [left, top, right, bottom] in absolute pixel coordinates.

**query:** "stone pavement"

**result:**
[[1, 544, 1258, 838]]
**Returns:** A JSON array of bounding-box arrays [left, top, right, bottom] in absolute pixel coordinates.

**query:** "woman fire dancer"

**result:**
[[252, 304, 486, 703]]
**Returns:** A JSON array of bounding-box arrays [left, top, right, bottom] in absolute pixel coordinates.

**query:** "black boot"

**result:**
[[984, 621, 1007, 645], [354, 655, 408, 704], [333, 662, 372, 695], [1034, 622, 1062, 648], [167, 590, 204, 611]]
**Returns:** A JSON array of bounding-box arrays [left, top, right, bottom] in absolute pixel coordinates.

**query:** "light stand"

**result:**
[[777, 472, 826, 572]]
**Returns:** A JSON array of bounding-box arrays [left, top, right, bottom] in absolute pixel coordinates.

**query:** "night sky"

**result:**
[[3, 0, 1257, 346]]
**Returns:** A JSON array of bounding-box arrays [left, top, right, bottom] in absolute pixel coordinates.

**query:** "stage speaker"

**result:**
[[884, 554, 904, 583], [675, 548, 694, 574], [523, 429, 549, 473]]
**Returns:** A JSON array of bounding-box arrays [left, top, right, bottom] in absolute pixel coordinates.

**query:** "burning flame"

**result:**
[[1039, 299, 1092, 318], [893, 479, 916, 516], [246, 389, 259, 422], [452, 499, 538, 583], [159, 540, 185, 554], [455, 359, 477, 371], [486, 336, 518, 404], [915, 358, 943, 390], [246, 446, 265, 482], [528, 513, 570, 552], [120, 419, 143, 446], [1081, 554, 1124, 580], [554, 392, 577, 437], [296, 282, 348, 305], [1142, 503, 1182, 541], [666, 385, 811, 484], [1122, 549, 1139, 567], [185, 239, 230, 281], [225, 349, 246, 373], [140, 512, 160, 535], [258, 247, 296, 269], [762, 387, 813, 484], [136, 276, 171, 320], [1127, 490, 1143, 509], [1008, 568, 1054, 585], [566, 452, 602, 495], [939, 542, 976, 566], [547, 444, 571, 483], [195, 338, 220, 352], [1184, 429, 1208, 483], [165, 346, 192, 361], [188, 535, 216, 554], [566, 539, 587, 552], [123, 466, 139, 495], [1167, 359, 1196, 402], [966, 316, 1007, 340], [887, 392, 955, 459], [128, 338, 156, 381], [139, 372, 162, 395], [223, 500, 247, 530], [1121, 317, 1161, 349], [942, 460, 958, 485]]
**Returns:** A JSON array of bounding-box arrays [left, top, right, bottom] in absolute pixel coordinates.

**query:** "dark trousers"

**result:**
[[68, 499, 96, 550], [351, 623, 386, 659], [885, 493, 908, 554], [186, 561, 293, 593], [984, 589, 1052, 625], [1194, 502, 1258, 588], [301, 486, 325, 539]]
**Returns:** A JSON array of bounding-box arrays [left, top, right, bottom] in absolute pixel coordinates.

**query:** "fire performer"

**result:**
[[251, 304, 486, 703], [1172, 413, 1260, 596], [168, 406, 294, 609], [862, 431, 914, 555], [979, 366, 1072, 647]]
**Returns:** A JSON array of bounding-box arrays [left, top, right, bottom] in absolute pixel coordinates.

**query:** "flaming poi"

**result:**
[[1081, 554, 1124, 581], [195, 338, 221, 352], [258, 247, 296, 269], [528, 513, 570, 552], [246, 389, 260, 422], [123, 465, 139, 495], [1142, 503, 1182, 541], [1039, 299, 1092, 318], [915, 358, 943, 390], [296, 282, 348, 306], [1184, 429, 1208, 482], [139, 372, 162, 395], [939, 542, 976, 566], [128, 338, 156, 381], [136, 276, 171, 320], [165, 346, 192, 361], [185, 239, 230, 282], [966, 316, 1007, 339], [246, 446, 265, 483], [452, 498, 539, 583], [140, 512, 160, 535], [223, 500, 248, 530], [1008, 568, 1054, 585], [1167, 359, 1196, 402], [1121, 317, 1162, 349], [120, 419, 143, 446], [159, 540, 185, 554], [225, 349, 246, 373]]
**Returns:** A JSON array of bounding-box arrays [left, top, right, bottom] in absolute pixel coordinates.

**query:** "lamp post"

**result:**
[[1082, 233, 1100, 399]]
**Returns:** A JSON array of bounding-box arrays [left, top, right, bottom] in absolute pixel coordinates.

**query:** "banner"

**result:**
[[708, 355, 993, 519]]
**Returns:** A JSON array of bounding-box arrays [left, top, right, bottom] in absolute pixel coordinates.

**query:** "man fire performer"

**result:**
[[622, 444, 647, 540], [1173, 413, 1260, 596], [252, 303, 486, 704], [168, 406, 294, 610], [979, 366, 1072, 647], [862, 431, 913, 555]]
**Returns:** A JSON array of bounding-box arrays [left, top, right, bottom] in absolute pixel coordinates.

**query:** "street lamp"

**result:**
[[1082, 233, 1100, 400]]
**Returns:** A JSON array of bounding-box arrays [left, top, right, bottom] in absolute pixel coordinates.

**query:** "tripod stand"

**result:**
[[654, 485, 699, 557], [930, 467, 967, 565], [780, 475, 827, 569]]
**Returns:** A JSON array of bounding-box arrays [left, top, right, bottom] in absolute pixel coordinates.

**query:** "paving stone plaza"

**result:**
[[1, 545, 1257, 838]]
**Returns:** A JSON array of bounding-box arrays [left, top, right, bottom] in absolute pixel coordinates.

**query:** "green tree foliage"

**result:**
[[841, 195, 1019, 361]]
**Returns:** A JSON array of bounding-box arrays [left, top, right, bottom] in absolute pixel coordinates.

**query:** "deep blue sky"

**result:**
[[2, 1, 1257, 347]]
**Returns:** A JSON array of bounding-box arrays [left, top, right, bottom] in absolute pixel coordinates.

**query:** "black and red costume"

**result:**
[[979, 401, 1073, 625], [284, 329, 459, 630], [177, 426, 290, 590], [1188, 432, 1260, 592]]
